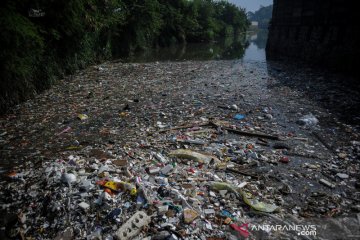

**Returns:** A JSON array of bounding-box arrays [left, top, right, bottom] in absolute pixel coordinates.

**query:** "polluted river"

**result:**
[[0, 32, 359, 239]]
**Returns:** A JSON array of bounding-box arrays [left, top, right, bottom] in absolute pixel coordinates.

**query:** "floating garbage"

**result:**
[[183, 208, 199, 224], [240, 191, 279, 213], [77, 113, 89, 120], [169, 149, 220, 164], [0, 59, 358, 240], [210, 181, 279, 213], [115, 211, 151, 240], [296, 113, 318, 126], [61, 172, 77, 184], [209, 181, 241, 198], [230, 223, 250, 238], [97, 180, 137, 195], [234, 114, 246, 120]]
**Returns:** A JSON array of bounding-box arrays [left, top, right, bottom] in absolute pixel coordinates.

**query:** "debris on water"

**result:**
[[296, 113, 318, 127], [336, 173, 349, 179], [279, 156, 290, 163], [61, 172, 77, 184], [319, 178, 336, 189], [234, 114, 246, 120], [240, 190, 279, 213], [115, 211, 150, 240], [169, 149, 220, 164], [183, 208, 199, 224], [78, 202, 90, 211], [77, 113, 89, 120], [0, 60, 359, 239], [230, 104, 239, 110]]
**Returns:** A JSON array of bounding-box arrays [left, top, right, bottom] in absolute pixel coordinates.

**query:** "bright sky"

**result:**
[[227, 0, 273, 12]]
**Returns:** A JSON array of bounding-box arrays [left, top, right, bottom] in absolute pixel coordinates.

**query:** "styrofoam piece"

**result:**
[[115, 211, 151, 240]]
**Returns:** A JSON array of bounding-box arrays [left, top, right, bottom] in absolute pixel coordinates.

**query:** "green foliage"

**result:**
[[112, 0, 163, 55], [0, 6, 44, 111], [0, 0, 248, 113]]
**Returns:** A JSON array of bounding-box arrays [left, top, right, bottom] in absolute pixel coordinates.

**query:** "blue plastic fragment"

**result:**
[[234, 114, 245, 120], [136, 195, 145, 206], [220, 210, 237, 220], [106, 208, 122, 220]]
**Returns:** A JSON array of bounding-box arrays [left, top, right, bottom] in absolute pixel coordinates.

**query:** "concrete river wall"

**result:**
[[266, 0, 359, 76]]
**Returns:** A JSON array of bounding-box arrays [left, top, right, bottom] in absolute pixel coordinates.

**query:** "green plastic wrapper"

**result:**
[[209, 181, 279, 213], [209, 181, 240, 198], [240, 191, 279, 213]]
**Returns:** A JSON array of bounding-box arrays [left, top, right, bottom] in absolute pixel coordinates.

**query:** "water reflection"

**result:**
[[242, 30, 268, 62], [121, 30, 268, 62], [252, 30, 268, 49], [124, 37, 247, 62]]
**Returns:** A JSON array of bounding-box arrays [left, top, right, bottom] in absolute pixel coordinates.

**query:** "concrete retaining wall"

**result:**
[[266, 0, 359, 76]]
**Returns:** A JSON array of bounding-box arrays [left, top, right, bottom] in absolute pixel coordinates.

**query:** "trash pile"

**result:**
[[1, 118, 286, 239], [1, 60, 359, 239]]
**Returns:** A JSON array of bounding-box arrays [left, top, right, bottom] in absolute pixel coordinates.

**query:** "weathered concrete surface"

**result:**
[[266, 0, 360, 76]]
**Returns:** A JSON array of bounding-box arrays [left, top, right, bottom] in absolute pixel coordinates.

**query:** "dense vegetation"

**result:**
[[248, 5, 273, 29], [0, 0, 249, 113]]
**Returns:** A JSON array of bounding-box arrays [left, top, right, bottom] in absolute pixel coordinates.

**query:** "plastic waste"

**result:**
[[336, 173, 349, 179], [136, 195, 146, 208], [209, 181, 240, 198], [230, 104, 239, 110], [161, 165, 174, 175], [153, 152, 169, 163], [240, 191, 279, 213], [119, 112, 130, 118], [79, 179, 94, 191], [319, 178, 335, 188], [296, 113, 318, 126], [78, 202, 90, 211], [61, 173, 77, 184], [5, 171, 25, 182], [119, 182, 137, 196], [229, 223, 250, 238], [115, 211, 151, 240], [56, 126, 71, 135], [106, 208, 122, 221], [209, 181, 279, 213], [169, 149, 220, 164], [77, 113, 89, 120], [54, 227, 74, 240], [97, 180, 137, 195], [183, 208, 199, 224], [279, 156, 290, 163], [2, 59, 357, 239], [220, 210, 237, 221], [234, 114, 246, 120]]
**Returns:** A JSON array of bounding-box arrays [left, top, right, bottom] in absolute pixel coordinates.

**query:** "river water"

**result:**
[[124, 30, 268, 63], [1, 25, 359, 240], [242, 30, 268, 62]]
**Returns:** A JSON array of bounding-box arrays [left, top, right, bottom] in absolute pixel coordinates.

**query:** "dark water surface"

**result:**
[[2, 29, 358, 175], [122, 30, 268, 63]]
